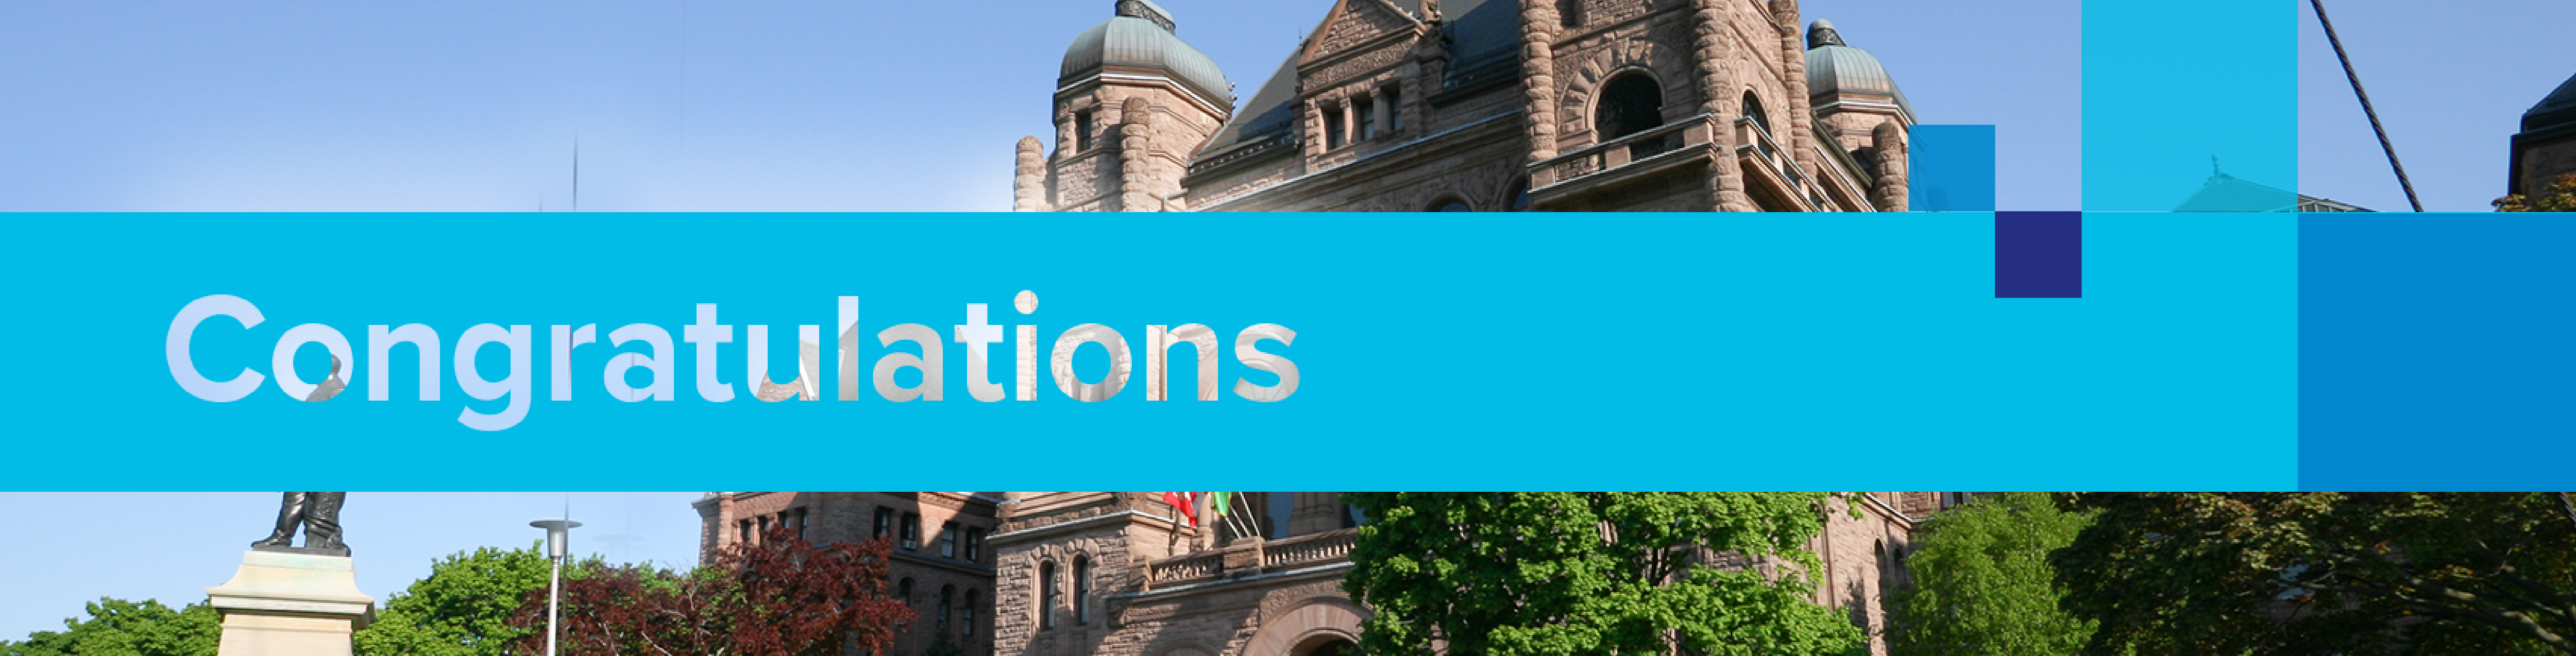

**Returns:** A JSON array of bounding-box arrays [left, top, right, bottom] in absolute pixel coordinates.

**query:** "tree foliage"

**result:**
[[1886, 492, 2096, 656], [515, 527, 912, 656], [356, 542, 586, 656], [2497, 174, 2576, 212], [2053, 492, 2576, 656], [1341, 492, 1867, 656], [1, 599, 218, 656]]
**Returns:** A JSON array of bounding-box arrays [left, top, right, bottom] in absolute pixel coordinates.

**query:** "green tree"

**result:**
[[1886, 492, 2096, 656], [1341, 492, 1867, 656], [1, 598, 219, 656], [2496, 174, 2576, 212], [2053, 492, 2576, 656], [356, 542, 588, 656]]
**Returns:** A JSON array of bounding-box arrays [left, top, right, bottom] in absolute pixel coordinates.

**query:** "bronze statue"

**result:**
[[253, 492, 349, 556]]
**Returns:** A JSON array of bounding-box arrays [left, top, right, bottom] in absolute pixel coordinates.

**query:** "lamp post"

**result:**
[[530, 518, 582, 656]]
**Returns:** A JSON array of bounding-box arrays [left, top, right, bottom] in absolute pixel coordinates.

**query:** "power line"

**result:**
[[2309, 0, 2422, 212]]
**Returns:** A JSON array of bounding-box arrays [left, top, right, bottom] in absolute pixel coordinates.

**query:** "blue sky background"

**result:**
[[0, 0, 2077, 212], [0, 492, 705, 641], [2298, 0, 2576, 212]]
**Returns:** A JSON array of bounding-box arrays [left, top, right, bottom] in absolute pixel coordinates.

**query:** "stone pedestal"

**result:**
[[205, 550, 376, 656]]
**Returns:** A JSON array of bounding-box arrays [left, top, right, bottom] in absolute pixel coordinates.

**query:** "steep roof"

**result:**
[[2526, 73, 2576, 132]]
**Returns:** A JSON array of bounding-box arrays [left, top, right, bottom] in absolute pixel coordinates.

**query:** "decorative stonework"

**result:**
[[1312, 45, 1411, 92], [1310, 0, 1417, 60], [1557, 35, 1687, 141]]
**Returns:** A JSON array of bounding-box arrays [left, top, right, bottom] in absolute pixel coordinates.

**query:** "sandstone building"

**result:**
[[1013, 0, 1914, 213], [701, 492, 1962, 656]]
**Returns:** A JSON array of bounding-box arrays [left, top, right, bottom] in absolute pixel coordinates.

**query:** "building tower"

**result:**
[[1015, 1, 1235, 212], [1803, 19, 1915, 212]]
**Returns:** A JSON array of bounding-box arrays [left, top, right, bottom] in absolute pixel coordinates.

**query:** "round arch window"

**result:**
[[1430, 198, 1473, 212], [1741, 90, 1771, 135], [1595, 74, 1665, 142], [1298, 638, 1359, 656]]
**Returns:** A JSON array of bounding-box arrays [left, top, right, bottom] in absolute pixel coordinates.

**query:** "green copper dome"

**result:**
[[1060, 1, 1234, 108], [1804, 20, 1916, 122]]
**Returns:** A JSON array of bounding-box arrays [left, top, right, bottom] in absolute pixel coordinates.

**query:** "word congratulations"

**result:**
[[164, 292, 1298, 431]]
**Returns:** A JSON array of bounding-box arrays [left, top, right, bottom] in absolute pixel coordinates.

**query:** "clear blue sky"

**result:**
[[2298, 0, 2576, 212], [0, 0, 2076, 212], [0, 492, 705, 641]]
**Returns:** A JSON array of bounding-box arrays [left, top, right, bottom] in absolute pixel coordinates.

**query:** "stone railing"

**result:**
[[1142, 528, 1361, 590], [1146, 550, 1224, 588], [1529, 113, 1716, 189], [1262, 528, 1357, 569], [1736, 116, 1831, 210]]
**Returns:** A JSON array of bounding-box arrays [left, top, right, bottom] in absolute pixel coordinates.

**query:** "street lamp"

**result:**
[[530, 518, 582, 656]]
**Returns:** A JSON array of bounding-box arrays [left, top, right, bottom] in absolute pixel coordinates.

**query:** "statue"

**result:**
[[253, 492, 349, 556]]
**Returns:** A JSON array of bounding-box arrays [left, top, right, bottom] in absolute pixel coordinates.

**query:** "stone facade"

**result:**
[[702, 491, 1969, 656], [985, 492, 1952, 656], [1016, 0, 1914, 214], [696, 492, 1005, 656]]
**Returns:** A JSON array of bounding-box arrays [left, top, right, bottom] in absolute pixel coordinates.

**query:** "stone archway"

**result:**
[[1557, 37, 1689, 141], [1242, 600, 1366, 656]]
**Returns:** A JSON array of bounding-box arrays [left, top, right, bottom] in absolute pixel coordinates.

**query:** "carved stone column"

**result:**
[[1519, 0, 1562, 162], [1014, 136, 1049, 212], [1692, 0, 1754, 211], [1870, 122, 1909, 212], [1774, 0, 1817, 189], [1117, 97, 1157, 212]]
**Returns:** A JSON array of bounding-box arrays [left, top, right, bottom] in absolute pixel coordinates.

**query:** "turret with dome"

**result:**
[[1015, 0, 1236, 212]]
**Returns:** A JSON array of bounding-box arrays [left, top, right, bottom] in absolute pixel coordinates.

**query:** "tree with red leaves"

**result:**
[[511, 527, 913, 656]]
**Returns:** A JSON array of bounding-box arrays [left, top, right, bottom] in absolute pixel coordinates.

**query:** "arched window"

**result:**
[[1301, 638, 1361, 656], [1429, 198, 1472, 212], [1557, 0, 1584, 28], [897, 577, 913, 605], [1038, 561, 1057, 629], [1741, 91, 1771, 136], [1073, 556, 1093, 624], [962, 590, 978, 635], [938, 584, 954, 626], [1596, 74, 1664, 142]]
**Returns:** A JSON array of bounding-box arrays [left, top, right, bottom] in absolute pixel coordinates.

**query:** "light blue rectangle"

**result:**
[[0, 212, 2296, 491], [1911, 125, 1998, 212], [2087, 0, 2297, 211]]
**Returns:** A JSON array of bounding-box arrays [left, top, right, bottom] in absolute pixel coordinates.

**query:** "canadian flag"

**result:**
[[1161, 492, 1199, 527]]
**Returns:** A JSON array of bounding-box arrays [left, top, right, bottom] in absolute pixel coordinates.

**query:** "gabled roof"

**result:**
[[1193, 0, 1509, 160], [2175, 166, 2372, 212]]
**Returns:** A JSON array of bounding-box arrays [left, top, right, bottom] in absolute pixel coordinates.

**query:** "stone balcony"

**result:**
[[1528, 112, 1720, 207], [1142, 527, 1358, 590]]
